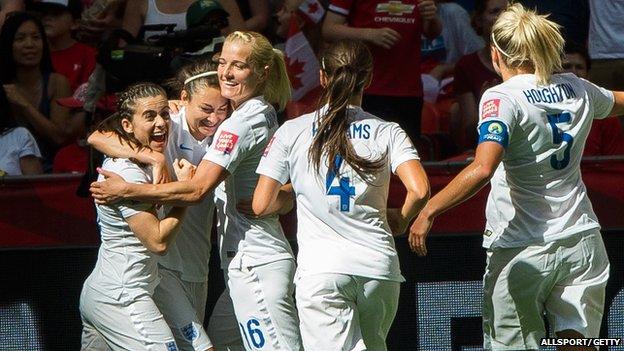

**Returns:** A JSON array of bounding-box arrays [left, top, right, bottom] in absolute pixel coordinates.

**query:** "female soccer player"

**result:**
[[410, 4, 624, 350], [80, 82, 194, 350], [88, 60, 233, 351], [90, 31, 303, 351], [250, 40, 430, 350]]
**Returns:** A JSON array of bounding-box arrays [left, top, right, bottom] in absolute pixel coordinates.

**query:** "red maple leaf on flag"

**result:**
[[307, 2, 319, 14], [286, 57, 305, 90]]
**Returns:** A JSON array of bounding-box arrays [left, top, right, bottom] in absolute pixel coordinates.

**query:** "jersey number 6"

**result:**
[[547, 112, 574, 170], [239, 319, 265, 349]]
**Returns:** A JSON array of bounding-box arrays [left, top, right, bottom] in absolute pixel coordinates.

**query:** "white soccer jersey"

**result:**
[[89, 158, 159, 301], [203, 97, 294, 269], [159, 108, 215, 283], [477, 73, 615, 248], [257, 105, 419, 282]]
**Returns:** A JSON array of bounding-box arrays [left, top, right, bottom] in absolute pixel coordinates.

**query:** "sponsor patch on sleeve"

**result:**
[[478, 120, 509, 148], [481, 99, 500, 119], [214, 131, 239, 154], [263, 136, 275, 157]]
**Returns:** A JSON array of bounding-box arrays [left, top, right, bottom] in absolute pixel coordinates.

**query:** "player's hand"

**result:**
[[409, 212, 433, 256], [168, 100, 184, 114], [172, 158, 196, 181], [387, 208, 409, 236], [151, 159, 171, 184], [366, 27, 401, 49], [90, 168, 127, 204], [418, 0, 438, 21]]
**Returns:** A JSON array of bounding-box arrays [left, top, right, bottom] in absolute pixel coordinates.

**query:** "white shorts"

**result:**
[[79, 284, 178, 351], [483, 231, 610, 350], [295, 273, 400, 351], [207, 270, 245, 351], [228, 257, 302, 351], [153, 267, 212, 351]]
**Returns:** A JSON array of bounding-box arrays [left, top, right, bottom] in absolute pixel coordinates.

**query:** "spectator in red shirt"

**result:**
[[53, 82, 116, 173], [322, 0, 442, 143], [32, 0, 97, 91], [451, 0, 507, 151], [562, 42, 624, 156]]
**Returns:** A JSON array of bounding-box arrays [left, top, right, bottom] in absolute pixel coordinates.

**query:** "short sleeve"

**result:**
[[15, 127, 41, 158], [477, 90, 518, 148], [387, 123, 419, 173], [328, 0, 351, 16], [579, 78, 615, 120], [256, 125, 290, 185], [202, 118, 252, 173], [101, 158, 152, 219]]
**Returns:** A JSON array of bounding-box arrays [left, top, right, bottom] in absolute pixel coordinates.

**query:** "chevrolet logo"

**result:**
[[376, 1, 415, 16]]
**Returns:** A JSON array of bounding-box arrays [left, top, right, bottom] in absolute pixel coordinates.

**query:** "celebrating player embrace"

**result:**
[[409, 4, 624, 350], [250, 40, 430, 351]]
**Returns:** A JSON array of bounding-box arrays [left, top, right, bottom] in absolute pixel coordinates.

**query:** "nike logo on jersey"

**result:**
[[180, 144, 193, 151]]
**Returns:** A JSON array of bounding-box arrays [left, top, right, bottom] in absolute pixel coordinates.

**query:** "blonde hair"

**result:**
[[225, 31, 291, 111], [491, 3, 564, 85]]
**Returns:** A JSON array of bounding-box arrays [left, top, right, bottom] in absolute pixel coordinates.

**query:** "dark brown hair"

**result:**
[[309, 40, 385, 182], [96, 82, 166, 151]]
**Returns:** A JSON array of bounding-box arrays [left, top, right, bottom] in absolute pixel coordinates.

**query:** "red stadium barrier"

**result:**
[[1, 157, 623, 248]]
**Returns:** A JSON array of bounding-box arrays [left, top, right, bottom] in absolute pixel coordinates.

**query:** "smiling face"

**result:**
[[182, 86, 229, 140], [121, 95, 170, 152], [217, 40, 264, 108], [12, 21, 44, 68]]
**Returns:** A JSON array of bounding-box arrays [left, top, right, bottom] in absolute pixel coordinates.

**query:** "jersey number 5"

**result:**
[[547, 112, 574, 170], [326, 155, 356, 212]]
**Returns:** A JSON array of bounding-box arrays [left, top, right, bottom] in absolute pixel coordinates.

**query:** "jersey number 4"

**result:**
[[547, 112, 574, 170], [326, 155, 355, 212]]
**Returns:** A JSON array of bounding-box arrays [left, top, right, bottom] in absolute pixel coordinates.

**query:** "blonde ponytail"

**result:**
[[491, 3, 564, 85]]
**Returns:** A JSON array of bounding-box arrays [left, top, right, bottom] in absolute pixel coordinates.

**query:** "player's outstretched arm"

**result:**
[[609, 91, 624, 117], [388, 160, 430, 236], [91, 159, 229, 206], [88, 130, 170, 184], [409, 142, 504, 256]]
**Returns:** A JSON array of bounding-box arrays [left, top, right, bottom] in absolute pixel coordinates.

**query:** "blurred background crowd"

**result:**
[[1, 0, 623, 178]]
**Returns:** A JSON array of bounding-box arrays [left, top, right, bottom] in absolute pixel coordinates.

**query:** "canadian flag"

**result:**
[[284, 15, 320, 102], [298, 0, 325, 24]]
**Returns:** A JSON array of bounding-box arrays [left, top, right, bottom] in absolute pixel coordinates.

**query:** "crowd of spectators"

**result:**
[[1, 0, 623, 177]]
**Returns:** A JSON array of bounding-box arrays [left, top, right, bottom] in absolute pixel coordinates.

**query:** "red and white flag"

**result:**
[[284, 16, 320, 102], [297, 0, 325, 24]]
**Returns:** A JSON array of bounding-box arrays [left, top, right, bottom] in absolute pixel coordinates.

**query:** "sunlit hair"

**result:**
[[96, 82, 166, 151], [224, 31, 291, 111], [491, 3, 564, 85], [308, 40, 385, 183]]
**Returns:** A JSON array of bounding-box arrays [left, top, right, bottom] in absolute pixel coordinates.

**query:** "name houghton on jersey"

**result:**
[[523, 83, 577, 104]]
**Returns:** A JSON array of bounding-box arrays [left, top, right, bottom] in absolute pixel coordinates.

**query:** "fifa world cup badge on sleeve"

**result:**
[[215, 131, 239, 154], [482, 99, 500, 119]]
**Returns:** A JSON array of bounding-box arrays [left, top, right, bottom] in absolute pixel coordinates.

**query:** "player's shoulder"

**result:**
[[233, 96, 274, 120], [101, 158, 151, 184]]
